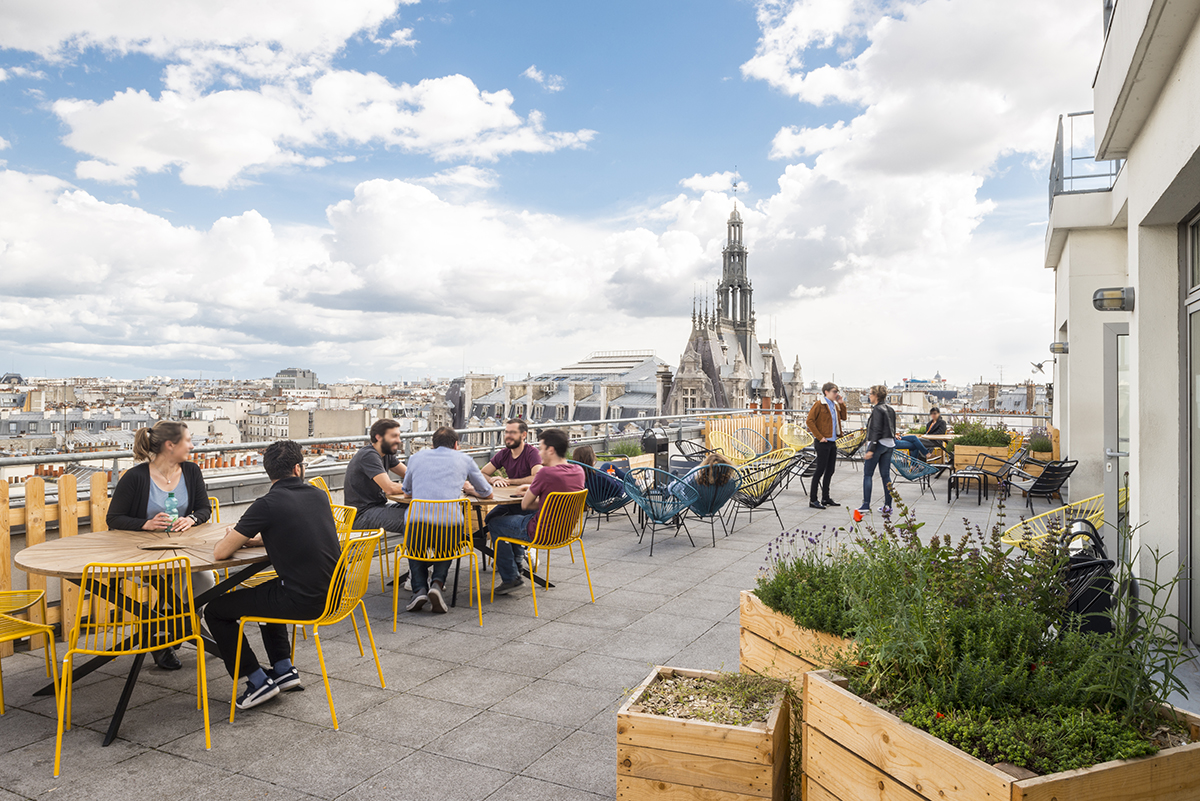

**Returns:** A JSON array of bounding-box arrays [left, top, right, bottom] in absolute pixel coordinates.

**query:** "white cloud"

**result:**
[[8, 1, 592, 188], [416, 165, 499, 188], [0, 137, 9, 150], [679, 171, 746, 194], [521, 64, 564, 92], [375, 28, 417, 51]]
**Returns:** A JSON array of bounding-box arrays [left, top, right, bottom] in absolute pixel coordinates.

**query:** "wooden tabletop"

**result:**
[[919, 433, 957, 442], [386, 486, 527, 508], [15, 523, 268, 580]]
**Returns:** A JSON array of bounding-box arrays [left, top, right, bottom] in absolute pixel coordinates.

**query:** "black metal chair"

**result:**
[[676, 438, 718, 461], [1006, 459, 1078, 512], [947, 446, 1030, 505]]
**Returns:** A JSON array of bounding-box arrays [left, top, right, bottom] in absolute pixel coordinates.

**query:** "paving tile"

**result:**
[[586, 630, 690, 664], [0, 727, 146, 797], [449, 609, 547, 639], [14, 673, 175, 727], [485, 774, 609, 801], [179, 774, 324, 801], [241, 727, 404, 799], [553, 602, 645, 630], [517, 621, 609, 652], [339, 693, 479, 748], [0, 706, 59, 753], [80, 688, 209, 748], [620, 612, 716, 643], [159, 707, 324, 772], [523, 729, 616, 797], [426, 710, 570, 772], [467, 640, 578, 678], [407, 665, 532, 707], [591, 588, 670, 612], [543, 652, 657, 695], [491, 680, 622, 728], [401, 629, 505, 664], [340, 750, 509, 801]]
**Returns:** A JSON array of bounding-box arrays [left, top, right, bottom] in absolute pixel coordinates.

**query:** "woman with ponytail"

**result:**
[[107, 420, 213, 670]]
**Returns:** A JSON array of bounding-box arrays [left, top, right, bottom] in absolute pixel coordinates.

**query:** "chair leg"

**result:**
[[772, 502, 785, 531], [230, 619, 249, 723], [312, 629, 338, 729], [349, 608, 364, 657], [471, 553, 482, 627], [53, 652, 75, 777], [377, 532, 391, 594], [680, 518, 695, 548], [355, 603, 386, 690], [392, 548, 403, 632], [194, 636, 211, 751], [578, 541, 595, 603], [527, 549, 539, 618]]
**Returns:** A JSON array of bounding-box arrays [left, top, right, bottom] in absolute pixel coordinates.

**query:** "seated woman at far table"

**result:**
[[894, 407, 947, 461], [107, 420, 214, 671]]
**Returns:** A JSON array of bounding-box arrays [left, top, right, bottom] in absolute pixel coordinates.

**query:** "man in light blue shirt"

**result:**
[[401, 426, 493, 613]]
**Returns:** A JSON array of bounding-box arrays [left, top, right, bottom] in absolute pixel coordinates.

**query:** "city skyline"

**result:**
[[1, 1, 1101, 386]]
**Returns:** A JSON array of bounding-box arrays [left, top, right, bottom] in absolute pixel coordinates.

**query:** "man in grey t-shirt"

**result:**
[[346, 419, 409, 535]]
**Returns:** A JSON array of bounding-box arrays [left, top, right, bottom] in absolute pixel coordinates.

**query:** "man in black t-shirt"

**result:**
[[345, 418, 409, 535], [206, 440, 341, 711]]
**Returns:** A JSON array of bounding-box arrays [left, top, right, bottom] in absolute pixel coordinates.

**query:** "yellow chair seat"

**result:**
[[392, 499, 480, 629], [0, 590, 58, 717], [490, 490, 592, 618]]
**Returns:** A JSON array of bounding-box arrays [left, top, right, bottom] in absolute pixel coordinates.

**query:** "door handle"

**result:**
[[1105, 448, 1128, 458]]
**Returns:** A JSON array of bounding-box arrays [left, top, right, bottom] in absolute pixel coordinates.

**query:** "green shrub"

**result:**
[[606, 440, 643, 457], [949, 421, 1012, 449], [1029, 434, 1053, 452], [753, 493, 1192, 775]]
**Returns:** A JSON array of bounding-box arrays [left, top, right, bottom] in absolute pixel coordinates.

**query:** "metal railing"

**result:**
[[1049, 111, 1123, 212]]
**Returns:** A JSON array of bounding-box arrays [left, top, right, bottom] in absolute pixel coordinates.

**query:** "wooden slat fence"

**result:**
[[704, 412, 787, 453], [1, 473, 109, 654]]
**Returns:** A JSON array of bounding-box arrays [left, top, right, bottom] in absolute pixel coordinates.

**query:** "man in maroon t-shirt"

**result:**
[[481, 418, 543, 487], [488, 428, 584, 596]]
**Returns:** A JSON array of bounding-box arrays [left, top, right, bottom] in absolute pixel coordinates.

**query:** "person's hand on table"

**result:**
[[168, 515, 195, 533], [489, 475, 510, 488], [142, 512, 172, 531]]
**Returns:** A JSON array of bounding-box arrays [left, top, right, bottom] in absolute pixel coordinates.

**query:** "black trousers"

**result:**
[[204, 579, 324, 679], [809, 440, 839, 502]]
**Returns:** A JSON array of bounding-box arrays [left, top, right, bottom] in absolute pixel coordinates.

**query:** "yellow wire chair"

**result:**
[[56, 557, 210, 776], [707, 430, 756, 465], [287, 504, 360, 650], [230, 531, 385, 730], [490, 490, 592, 618], [309, 475, 393, 592], [308, 474, 332, 500], [834, 428, 867, 460], [0, 590, 58, 716], [1001, 493, 1107, 548], [392, 499, 480, 629], [778, 423, 814, 451]]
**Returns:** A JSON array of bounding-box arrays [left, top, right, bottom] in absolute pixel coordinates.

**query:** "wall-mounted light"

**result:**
[[1092, 287, 1134, 312], [1049, 342, 1069, 355]]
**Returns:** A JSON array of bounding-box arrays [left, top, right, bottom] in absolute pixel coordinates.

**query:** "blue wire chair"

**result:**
[[569, 460, 637, 533], [680, 463, 742, 546], [623, 468, 698, 557], [890, 449, 940, 500]]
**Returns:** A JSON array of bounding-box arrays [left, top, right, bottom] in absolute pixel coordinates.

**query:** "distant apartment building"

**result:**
[[272, 368, 319, 392], [0, 409, 155, 436], [246, 407, 309, 441]]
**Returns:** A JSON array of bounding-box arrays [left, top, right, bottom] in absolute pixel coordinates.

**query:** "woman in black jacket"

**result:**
[[857, 385, 898, 515], [107, 420, 213, 669]]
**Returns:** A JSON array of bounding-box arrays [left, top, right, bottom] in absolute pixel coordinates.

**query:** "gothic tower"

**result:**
[[717, 204, 754, 365]]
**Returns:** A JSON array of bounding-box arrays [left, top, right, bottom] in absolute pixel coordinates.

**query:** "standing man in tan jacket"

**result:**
[[806, 382, 848, 509]]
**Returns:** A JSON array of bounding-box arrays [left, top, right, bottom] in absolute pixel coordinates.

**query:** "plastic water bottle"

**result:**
[[165, 492, 178, 531]]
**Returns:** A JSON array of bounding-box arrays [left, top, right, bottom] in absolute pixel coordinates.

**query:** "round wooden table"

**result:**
[[15, 522, 269, 746], [15, 523, 267, 579]]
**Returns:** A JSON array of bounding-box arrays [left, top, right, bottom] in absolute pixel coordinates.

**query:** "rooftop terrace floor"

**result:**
[[2, 466, 1198, 800]]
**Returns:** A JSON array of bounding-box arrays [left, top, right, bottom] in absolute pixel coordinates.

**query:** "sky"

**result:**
[[0, 0, 1103, 387]]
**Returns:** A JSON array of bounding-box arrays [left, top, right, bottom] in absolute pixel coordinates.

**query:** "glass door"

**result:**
[[1103, 323, 1129, 562]]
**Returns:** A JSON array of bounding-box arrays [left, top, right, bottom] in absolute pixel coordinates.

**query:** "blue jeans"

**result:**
[[488, 512, 536, 583], [894, 435, 929, 459], [862, 447, 894, 509]]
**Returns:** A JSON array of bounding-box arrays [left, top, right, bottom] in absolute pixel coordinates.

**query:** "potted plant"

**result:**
[[617, 666, 789, 800]]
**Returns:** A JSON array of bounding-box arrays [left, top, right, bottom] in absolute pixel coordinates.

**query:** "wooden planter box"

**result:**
[[739, 590, 853, 684], [617, 665, 789, 800], [953, 446, 1010, 487], [803, 669, 1200, 801]]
